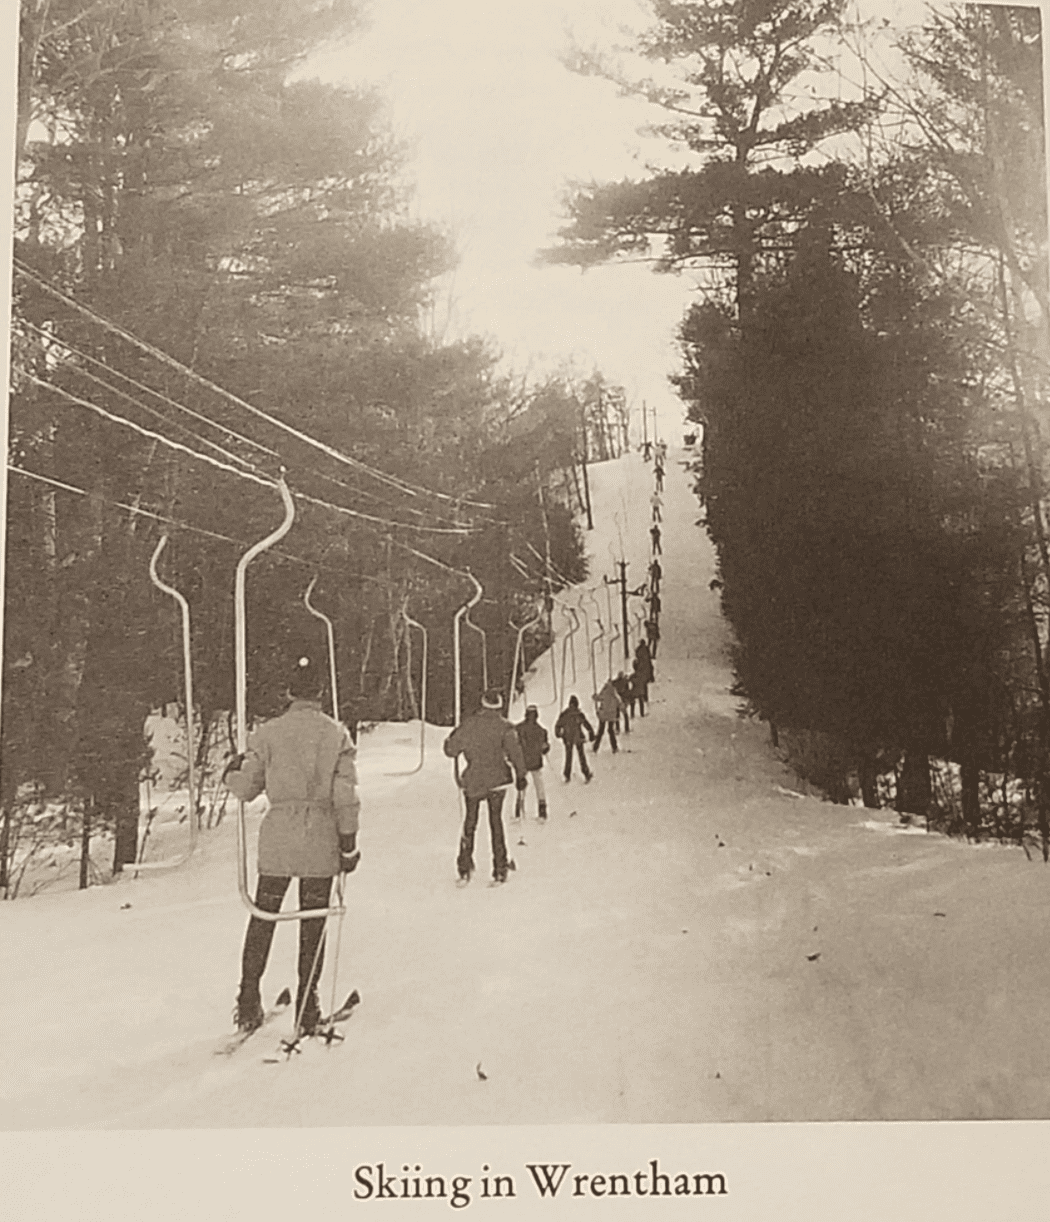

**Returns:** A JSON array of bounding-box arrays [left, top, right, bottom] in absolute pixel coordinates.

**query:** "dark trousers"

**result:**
[[634, 683, 649, 715], [562, 739, 592, 780], [240, 875, 332, 1007], [593, 720, 618, 752], [459, 788, 508, 878]]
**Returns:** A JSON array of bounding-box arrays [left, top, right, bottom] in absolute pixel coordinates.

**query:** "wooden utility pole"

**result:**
[[618, 560, 630, 661], [642, 398, 649, 448]]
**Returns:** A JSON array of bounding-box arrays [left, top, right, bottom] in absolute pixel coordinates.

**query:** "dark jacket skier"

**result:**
[[554, 695, 594, 781], [632, 642, 654, 715], [224, 655, 360, 1037], [515, 705, 551, 819], [443, 689, 527, 884]]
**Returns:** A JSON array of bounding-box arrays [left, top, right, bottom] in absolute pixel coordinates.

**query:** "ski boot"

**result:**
[[234, 985, 265, 1034], [490, 860, 517, 886], [538, 801, 548, 821]]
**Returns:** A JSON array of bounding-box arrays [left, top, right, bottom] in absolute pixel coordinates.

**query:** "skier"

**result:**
[[645, 617, 662, 659], [554, 694, 595, 782], [649, 558, 662, 595], [632, 641, 654, 715], [650, 523, 662, 555], [648, 590, 662, 618], [515, 704, 551, 820], [650, 491, 663, 523], [443, 688, 527, 885], [592, 678, 623, 753], [224, 655, 361, 1037], [625, 671, 641, 719], [611, 670, 632, 733]]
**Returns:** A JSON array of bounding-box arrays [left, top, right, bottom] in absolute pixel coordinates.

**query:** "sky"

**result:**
[[310, 0, 700, 438], [305, 0, 940, 441]]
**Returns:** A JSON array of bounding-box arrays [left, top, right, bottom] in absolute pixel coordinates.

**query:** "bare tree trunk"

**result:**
[[960, 754, 981, 840], [858, 753, 880, 808], [897, 747, 932, 820], [79, 797, 92, 890]]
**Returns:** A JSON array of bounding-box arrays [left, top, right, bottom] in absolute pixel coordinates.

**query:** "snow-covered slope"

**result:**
[[3, 447, 1050, 1133]]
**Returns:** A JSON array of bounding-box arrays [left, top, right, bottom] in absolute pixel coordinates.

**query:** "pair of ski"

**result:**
[[215, 987, 361, 1057], [456, 860, 516, 889]]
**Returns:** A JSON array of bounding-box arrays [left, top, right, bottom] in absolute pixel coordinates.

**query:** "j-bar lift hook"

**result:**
[[133, 536, 200, 871], [452, 570, 483, 727], [303, 575, 340, 723], [234, 476, 344, 923], [386, 606, 429, 776]]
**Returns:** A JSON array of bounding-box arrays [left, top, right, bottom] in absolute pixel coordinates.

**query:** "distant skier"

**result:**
[[443, 689, 527, 885], [224, 655, 361, 1037], [648, 590, 662, 618], [515, 704, 551, 820], [650, 492, 663, 523], [650, 523, 662, 555], [592, 679, 623, 753], [554, 695, 595, 782], [654, 461, 665, 493], [612, 670, 632, 733], [645, 617, 661, 659], [649, 558, 662, 595]]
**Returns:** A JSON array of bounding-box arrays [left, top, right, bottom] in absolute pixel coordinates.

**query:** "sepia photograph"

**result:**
[[3, 0, 1050, 1216]]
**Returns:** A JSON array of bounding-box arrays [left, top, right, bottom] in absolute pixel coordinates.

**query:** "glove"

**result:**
[[515, 776, 528, 792], [339, 834, 360, 874], [221, 752, 246, 782]]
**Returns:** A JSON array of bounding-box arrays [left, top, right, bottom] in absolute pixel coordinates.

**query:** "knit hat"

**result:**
[[481, 689, 504, 710], [288, 654, 324, 699]]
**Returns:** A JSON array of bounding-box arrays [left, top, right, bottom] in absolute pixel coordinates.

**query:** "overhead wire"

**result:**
[[7, 464, 393, 587], [14, 258, 499, 512], [18, 317, 281, 461], [59, 362, 268, 476], [21, 317, 483, 529], [21, 372, 478, 535]]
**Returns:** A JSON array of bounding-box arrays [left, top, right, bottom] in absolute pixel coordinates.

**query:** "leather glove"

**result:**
[[221, 752, 246, 782], [339, 834, 360, 874], [515, 776, 528, 792]]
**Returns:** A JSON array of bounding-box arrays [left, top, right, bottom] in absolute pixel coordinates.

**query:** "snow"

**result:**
[[4, 441, 1050, 1215]]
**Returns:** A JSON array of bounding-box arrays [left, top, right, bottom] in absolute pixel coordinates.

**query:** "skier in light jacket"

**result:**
[[515, 705, 551, 820], [593, 678, 623, 753], [224, 656, 360, 1036], [443, 689, 527, 885]]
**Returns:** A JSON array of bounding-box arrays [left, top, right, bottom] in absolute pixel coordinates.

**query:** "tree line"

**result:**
[[2, 0, 628, 893], [546, 1, 1049, 852]]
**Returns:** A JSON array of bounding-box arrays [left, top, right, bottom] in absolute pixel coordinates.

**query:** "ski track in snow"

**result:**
[[3, 448, 1050, 1129]]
